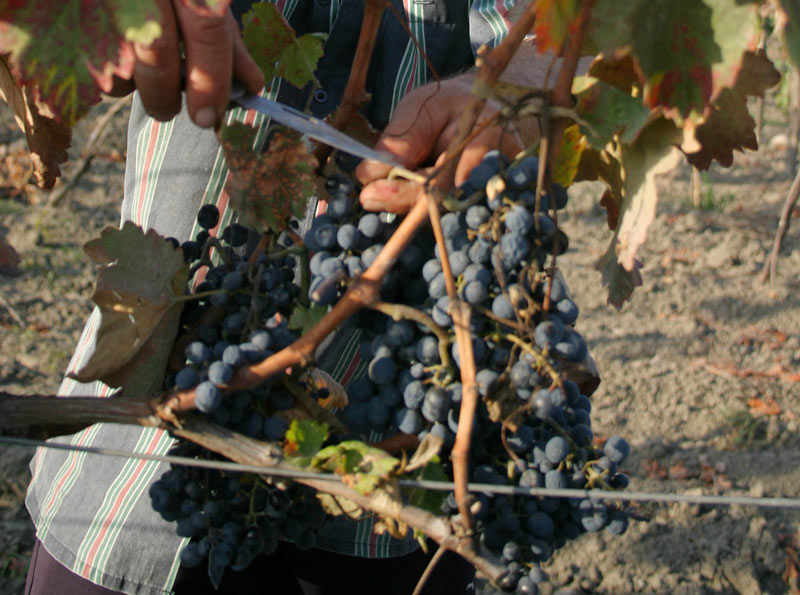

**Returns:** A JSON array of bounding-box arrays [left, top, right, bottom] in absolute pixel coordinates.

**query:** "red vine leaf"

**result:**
[[242, 3, 323, 89], [684, 50, 779, 170], [220, 123, 317, 233], [0, 56, 70, 189], [630, 0, 760, 121], [532, 0, 579, 52], [0, 1, 162, 127], [70, 222, 189, 393]]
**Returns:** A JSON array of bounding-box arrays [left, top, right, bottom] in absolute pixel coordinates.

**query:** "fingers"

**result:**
[[356, 82, 459, 187], [360, 178, 424, 214], [131, 1, 264, 128], [132, 0, 182, 122], [357, 80, 524, 215], [172, 1, 233, 127]]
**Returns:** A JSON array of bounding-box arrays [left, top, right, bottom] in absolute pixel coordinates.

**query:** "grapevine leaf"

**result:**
[[289, 304, 328, 335], [574, 147, 624, 231], [277, 33, 325, 89], [311, 441, 400, 496], [0, 56, 70, 189], [584, 0, 638, 57], [551, 124, 586, 187], [220, 123, 317, 234], [587, 54, 640, 94], [685, 52, 779, 170], [685, 88, 756, 170], [316, 492, 364, 519], [0, 1, 162, 126], [631, 0, 718, 119], [733, 50, 781, 98], [242, 3, 323, 89], [405, 459, 448, 515], [573, 76, 652, 150], [284, 419, 328, 460], [597, 244, 643, 310], [405, 434, 443, 473], [532, 0, 579, 53], [70, 223, 189, 389], [615, 118, 682, 272], [242, 3, 294, 83], [704, 0, 761, 94], [775, 0, 800, 69]]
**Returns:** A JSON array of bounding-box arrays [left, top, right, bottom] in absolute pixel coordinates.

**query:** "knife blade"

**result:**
[[228, 83, 401, 168]]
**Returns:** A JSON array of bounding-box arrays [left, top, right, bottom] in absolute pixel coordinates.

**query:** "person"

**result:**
[[23, 1, 542, 593]]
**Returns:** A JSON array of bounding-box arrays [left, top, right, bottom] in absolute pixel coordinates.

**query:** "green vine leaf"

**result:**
[[242, 2, 324, 89], [0, 0, 162, 126], [70, 222, 189, 394], [311, 441, 400, 496], [219, 123, 317, 233], [284, 419, 328, 462], [289, 304, 328, 335], [406, 459, 448, 515], [573, 76, 652, 150]]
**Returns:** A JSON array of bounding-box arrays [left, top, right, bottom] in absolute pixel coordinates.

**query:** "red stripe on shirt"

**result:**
[[135, 121, 161, 225], [80, 429, 166, 577]]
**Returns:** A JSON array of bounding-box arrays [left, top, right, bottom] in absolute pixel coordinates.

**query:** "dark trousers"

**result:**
[[25, 538, 475, 595]]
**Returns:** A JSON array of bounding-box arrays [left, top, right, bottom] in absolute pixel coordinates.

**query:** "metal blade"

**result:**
[[230, 84, 400, 167]]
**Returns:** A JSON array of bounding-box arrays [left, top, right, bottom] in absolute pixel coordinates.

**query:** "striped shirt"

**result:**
[[26, 1, 513, 593]]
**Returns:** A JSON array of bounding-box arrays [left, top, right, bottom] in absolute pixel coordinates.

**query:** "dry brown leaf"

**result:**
[[748, 397, 783, 417], [0, 55, 70, 189]]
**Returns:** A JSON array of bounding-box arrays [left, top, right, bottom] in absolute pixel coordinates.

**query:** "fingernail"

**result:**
[[194, 107, 218, 128], [363, 199, 387, 212]]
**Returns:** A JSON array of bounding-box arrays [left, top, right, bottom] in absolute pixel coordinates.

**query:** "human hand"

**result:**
[[355, 77, 524, 214], [109, 0, 264, 128]]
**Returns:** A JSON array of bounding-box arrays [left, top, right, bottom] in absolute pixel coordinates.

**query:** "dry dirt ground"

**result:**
[[0, 96, 798, 594]]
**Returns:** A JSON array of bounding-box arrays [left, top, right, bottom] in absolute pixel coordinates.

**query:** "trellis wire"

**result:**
[[3, 435, 800, 511]]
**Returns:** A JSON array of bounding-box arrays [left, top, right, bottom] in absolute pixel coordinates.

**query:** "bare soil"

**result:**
[[0, 96, 798, 594]]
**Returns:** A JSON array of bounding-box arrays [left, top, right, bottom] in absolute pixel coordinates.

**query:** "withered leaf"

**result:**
[[70, 222, 189, 393], [220, 123, 317, 233]]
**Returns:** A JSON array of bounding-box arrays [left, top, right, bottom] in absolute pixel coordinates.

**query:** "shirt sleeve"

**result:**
[[468, 0, 515, 55]]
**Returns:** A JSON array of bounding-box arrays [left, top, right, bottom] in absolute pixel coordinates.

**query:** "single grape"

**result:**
[[195, 381, 223, 413], [197, 204, 220, 230]]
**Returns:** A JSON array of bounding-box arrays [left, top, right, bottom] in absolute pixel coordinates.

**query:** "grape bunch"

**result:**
[[299, 151, 631, 592], [153, 205, 330, 585], [152, 147, 632, 593]]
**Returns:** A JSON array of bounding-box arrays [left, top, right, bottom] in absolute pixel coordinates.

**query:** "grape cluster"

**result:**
[[152, 147, 632, 593], [299, 151, 631, 592], [153, 205, 330, 584], [149, 442, 325, 588]]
